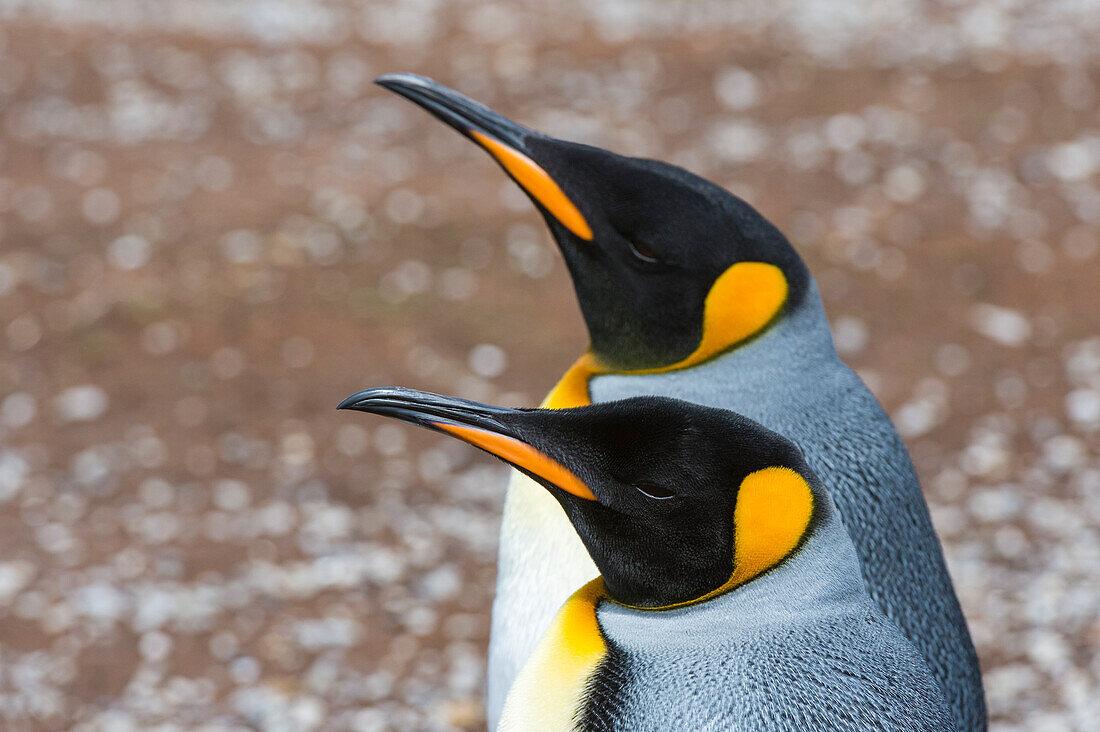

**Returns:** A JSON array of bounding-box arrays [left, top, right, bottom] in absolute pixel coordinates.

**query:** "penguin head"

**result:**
[[377, 74, 810, 371], [339, 387, 817, 608]]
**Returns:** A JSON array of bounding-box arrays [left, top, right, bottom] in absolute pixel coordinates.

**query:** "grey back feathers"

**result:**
[[588, 493, 954, 731], [588, 281, 984, 731]]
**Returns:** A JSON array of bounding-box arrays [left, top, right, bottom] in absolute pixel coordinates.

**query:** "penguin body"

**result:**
[[374, 74, 985, 731], [338, 389, 954, 732], [500, 498, 952, 731], [492, 280, 981, 730], [568, 500, 953, 732]]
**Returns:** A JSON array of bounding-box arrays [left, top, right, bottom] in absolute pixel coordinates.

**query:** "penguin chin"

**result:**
[[558, 256, 707, 371], [559, 508, 733, 609], [599, 569, 730, 610]]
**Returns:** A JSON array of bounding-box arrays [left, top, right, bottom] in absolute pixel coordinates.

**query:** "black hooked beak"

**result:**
[[337, 386, 518, 431], [375, 73, 532, 152], [375, 73, 594, 241], [338, 387, 596, 501]]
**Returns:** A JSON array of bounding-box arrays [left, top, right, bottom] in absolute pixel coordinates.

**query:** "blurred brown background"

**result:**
[[1, 1, 1099, 730]]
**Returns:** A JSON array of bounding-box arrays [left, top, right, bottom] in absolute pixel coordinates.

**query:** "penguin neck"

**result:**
[[596, 491, 867, 648], [545, 277, 837, 410], [692, 278, 838, 390]]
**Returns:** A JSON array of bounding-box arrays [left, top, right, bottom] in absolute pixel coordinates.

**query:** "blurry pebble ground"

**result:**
[[1, 1, 1099, 730]]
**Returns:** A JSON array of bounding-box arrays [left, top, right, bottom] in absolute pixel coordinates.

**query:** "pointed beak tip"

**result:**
[[336, 394, 363, 411], [370, 73, 535, 154], [337, 387, 391, 412], [374, 72, 425, 90]]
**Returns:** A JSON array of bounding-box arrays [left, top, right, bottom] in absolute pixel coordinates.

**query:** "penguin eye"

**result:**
[[627, 238, 661, 263], [634, 482, 675, 500]]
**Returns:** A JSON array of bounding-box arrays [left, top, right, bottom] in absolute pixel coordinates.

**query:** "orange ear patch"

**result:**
[[727, 466, 814, 586], [684, 261, 788, 369], [470, 130, 594, 241]]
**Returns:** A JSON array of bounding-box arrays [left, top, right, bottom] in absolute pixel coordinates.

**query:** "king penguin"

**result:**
[[374, 74, 985, 731], [339, 387, 956, 731]]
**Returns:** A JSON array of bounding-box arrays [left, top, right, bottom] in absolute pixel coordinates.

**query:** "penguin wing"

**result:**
[[750, 606, 957, 732]]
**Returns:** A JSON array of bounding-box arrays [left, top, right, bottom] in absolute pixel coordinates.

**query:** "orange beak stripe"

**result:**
[[434, 421, 596, 501], [469, 130, 594, 241]]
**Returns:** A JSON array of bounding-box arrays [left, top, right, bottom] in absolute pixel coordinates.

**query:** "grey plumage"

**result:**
[[586, 280, 984, 730], [586, 489, 954, 731], [365, 73, 983, 729]]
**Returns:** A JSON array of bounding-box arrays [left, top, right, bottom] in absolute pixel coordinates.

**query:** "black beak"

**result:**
[[375, 73, 534, 152], [338, 386, 596, 501], [375, 73, 594, 242], [337, 386, 519, 432]]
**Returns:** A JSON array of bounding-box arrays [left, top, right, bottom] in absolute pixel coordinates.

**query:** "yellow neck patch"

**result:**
[[498, 578, 608, 732], [544, 261, 788, 409], [470, 130, 594, 241], [618, 466, 814, 612]]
